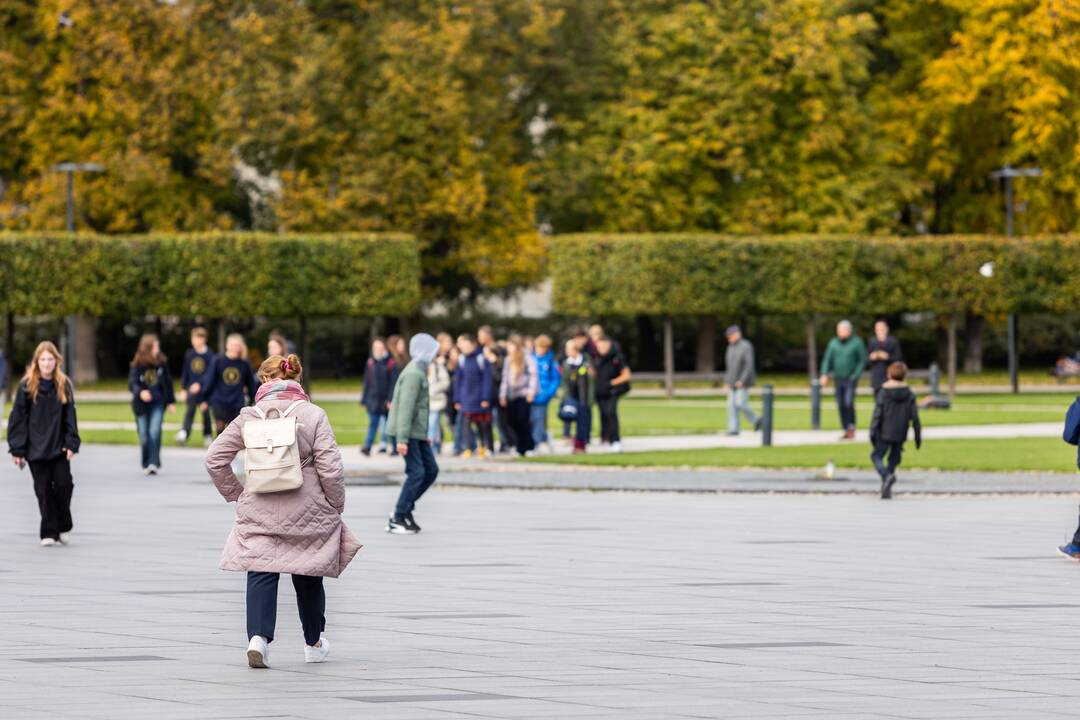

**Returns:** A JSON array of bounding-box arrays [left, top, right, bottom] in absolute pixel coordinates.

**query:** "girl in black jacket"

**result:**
[[7, 341, 80, 546], [128, 333, 176, 475]]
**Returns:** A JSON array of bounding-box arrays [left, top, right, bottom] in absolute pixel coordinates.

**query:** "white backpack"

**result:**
[[241, 401, 305, 494]]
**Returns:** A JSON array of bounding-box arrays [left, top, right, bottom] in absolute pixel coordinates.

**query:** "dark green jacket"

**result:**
[[386, 361, 429, 440], [821, 336, 867, 380]]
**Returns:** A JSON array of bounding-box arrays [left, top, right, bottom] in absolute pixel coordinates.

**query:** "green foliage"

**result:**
[[0, 233, 421, 317], [550, 233, 1080, 316]]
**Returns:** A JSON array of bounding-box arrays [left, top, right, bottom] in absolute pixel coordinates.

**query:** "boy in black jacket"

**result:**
[[869, 362, 921, 499], [177, 326, 215, 446]]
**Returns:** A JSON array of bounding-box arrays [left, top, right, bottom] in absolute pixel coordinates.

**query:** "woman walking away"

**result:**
[[427, 348, 451, 454], [202, 333, 260, 435], [205, 353, 361, 669], [499, 338, 538, 456], [129, 334, 176, 475], [559, 339, 593, 454], [7, 341, 80, 546], [593, 336, 631, 452], [360, 337, 396, 456]]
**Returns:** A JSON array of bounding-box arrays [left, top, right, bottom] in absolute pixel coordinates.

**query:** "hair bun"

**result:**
[[284, 354, 302, 379]]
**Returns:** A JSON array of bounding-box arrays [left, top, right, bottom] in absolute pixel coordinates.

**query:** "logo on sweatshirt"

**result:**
[[223, 366, 241, 385], [142, 369, 157, 386], [191, 357, 206, 375]]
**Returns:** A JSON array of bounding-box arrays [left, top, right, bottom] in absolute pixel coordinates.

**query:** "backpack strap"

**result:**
[[250, 405, 267, 420], [280, 400, 305, 418]]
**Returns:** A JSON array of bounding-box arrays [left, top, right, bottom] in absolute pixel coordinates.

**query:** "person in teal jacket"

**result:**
[[819, 320, 867, 439], [386, 333, 440, 535]]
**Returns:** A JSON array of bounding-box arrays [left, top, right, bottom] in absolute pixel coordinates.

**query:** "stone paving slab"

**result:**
[[4, 446, 1080, 718]]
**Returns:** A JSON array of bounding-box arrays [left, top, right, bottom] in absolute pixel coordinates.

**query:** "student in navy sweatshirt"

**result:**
[[360, 337, 397, 456], [201, 333, 259, 435], [453, 334, 493, 458], [177, 326, 215, 447], [129, 333, 176, 475]]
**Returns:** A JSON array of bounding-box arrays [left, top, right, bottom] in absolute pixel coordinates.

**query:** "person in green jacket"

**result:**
[[386, 333, 440, 535], [819, 320, 867, 440]]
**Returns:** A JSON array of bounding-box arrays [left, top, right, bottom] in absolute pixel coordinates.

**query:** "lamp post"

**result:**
[[51, 162, 104, 377], [990, 164, 1041, 394]]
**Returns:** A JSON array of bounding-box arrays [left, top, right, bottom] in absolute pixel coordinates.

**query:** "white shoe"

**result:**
[[147, 464, 159, 475], [247, 635, 270, 668], [545, 440, 555, 454], [59, 533, 70, 544], [39, 538, 57, 547], [611, 441, 623, 453], [524, 450, 536, 458], [203, 436, 213, 448], [304, 636, 330, 663], [175, 429, 189, 444]]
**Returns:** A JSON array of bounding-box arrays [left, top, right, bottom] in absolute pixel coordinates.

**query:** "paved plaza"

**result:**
[[4, 447, 1080, 719]]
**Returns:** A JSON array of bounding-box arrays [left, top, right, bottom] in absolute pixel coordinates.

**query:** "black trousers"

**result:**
[[494, 405, 515, 451], [29, 456, 73, 540], [597, 395, 621, 443], [506, 398, 535, 455], [395, 438, 439, 517], [181, 395, 212, 438], [870, 441, 904, 481], [246, 571, 325, 646]]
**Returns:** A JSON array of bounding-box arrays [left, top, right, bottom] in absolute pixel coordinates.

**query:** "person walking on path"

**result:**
[[499, 338, 538, 456], [560, 339, 594, 454], [427, 348, 451, 454], [593, 336, 631, 452], [1057, 395, 1080, 559], [531, 334, 561, 453], [453, 334, 493, 458], [867, 320, 903, 396], [128, 334, 176, 475], [820, 320, 867, 440], [723, 325, 762, 436], [205, 353, 361, 669], [7, 341, 80, 547], [177, 327, 215, 447], [386, 334, 440, 535], [869, 361, 921, 499], [360, 337, 397, 456], [202, 334, 260, 436]]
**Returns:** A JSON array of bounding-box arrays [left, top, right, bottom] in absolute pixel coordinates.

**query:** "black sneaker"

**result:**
[[387, 516, 417, 535], [378, 447, 387, 454], [360, 446, 371, 457], [753, 418, 763, 431], [881, 473, 896, 500], [405, 513, 421, 532]]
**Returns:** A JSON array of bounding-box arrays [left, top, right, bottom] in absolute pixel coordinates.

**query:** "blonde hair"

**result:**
[[225, 333, 248, 358], [507, 339, 525, 378], [258, 353, 303, 383], [534, 334, 552, 353], [24, 341, 71, 404]]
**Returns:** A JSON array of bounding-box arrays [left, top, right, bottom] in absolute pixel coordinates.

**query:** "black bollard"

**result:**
[[810, 379, 821, 430], [762, 384, 775, 447]]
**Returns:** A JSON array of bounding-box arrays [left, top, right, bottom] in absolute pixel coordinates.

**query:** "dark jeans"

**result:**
[[462, 414, 493, 453], [870, 441, 904, 480], [395, 438, 439, 517], [182, 395, 212, 438], [573, 404, 592, 448], [834, 377, 858, 430], [29, 456, 73, 540], [246, 571, 325, 646], [506, 397, 535, 455], [597, 395, 620, 443], [135, 405, 165, 468], [494, 405, 515, 452]]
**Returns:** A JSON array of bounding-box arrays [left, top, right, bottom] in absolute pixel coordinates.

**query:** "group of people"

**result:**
[[360, 324, 631, 458]]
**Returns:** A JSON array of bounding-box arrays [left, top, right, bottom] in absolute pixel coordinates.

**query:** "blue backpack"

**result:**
[[1063, 397, 1080, 468]]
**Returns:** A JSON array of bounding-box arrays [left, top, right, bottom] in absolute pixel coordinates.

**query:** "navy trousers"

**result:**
[[395, 438, 439, 517], [246, 571, 325, 646]]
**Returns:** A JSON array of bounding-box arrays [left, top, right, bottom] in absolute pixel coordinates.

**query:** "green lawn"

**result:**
[[526, 437, 1079, 474]]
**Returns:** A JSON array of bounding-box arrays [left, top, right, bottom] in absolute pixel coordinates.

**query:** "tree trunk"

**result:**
[[663, 317, 674, 399], [217, 322, 226, 355], [806, 315, 818, 380], [635, 314, 660, 371], [947, 315, 957, 398], [5, 313, 13, 401], [299, 316, 310, 393], [963, 312, 984, 373], [695, 316, 716, 373], [73, 316, 98, 385]]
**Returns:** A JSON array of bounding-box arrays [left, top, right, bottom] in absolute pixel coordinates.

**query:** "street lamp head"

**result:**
[[51, 162, 105, 173]]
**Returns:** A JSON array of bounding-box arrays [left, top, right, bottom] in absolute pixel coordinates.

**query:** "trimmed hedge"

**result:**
[[0, 232, 421, 317], [550, 234, 1080, 316]]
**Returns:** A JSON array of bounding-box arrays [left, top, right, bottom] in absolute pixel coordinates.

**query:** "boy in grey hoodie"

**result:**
[[869, 361, 921, 499], [387, 334, 440, 534]]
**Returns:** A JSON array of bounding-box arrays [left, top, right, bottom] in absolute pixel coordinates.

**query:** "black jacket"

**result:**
[[867, 336, 903, 390], [360, 355, 397, 413], [870, 383, 921, 448], [594, 348, 629, 398], [129, 363, 176, 416], [7, 378, 80, 462]]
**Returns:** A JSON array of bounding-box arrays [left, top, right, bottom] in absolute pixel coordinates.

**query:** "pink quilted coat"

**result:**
[[205, 398, 361, 577]]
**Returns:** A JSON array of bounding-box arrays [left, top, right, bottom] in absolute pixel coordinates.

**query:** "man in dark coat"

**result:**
[[867, 320, 903, 395]]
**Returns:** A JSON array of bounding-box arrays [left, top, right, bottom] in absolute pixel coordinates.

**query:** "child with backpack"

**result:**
[[559, 339, 593, 454], [868, 361, 921, 499], [129, 333, 176, 475], [8, 341, 80, 546], [201, 333, 260, 435], [386, 334, 440, 534], [453, 334, 493, 458], [177, 326, 215, 447]]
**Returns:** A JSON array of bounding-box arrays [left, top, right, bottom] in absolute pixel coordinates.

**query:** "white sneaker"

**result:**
[[39, 538, 57, 547], [545, 440, 555, 454], [147, 464, 159, 475], [143, 467, 152, 476], [524, 450, 536, 458], [203, 435, 213, 448], [175, 429, 189, 444], [611, 441, 623, 453], [247, 635, 270, 668], [59, 533, 70, 544], [304, 636, 330, 663]]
